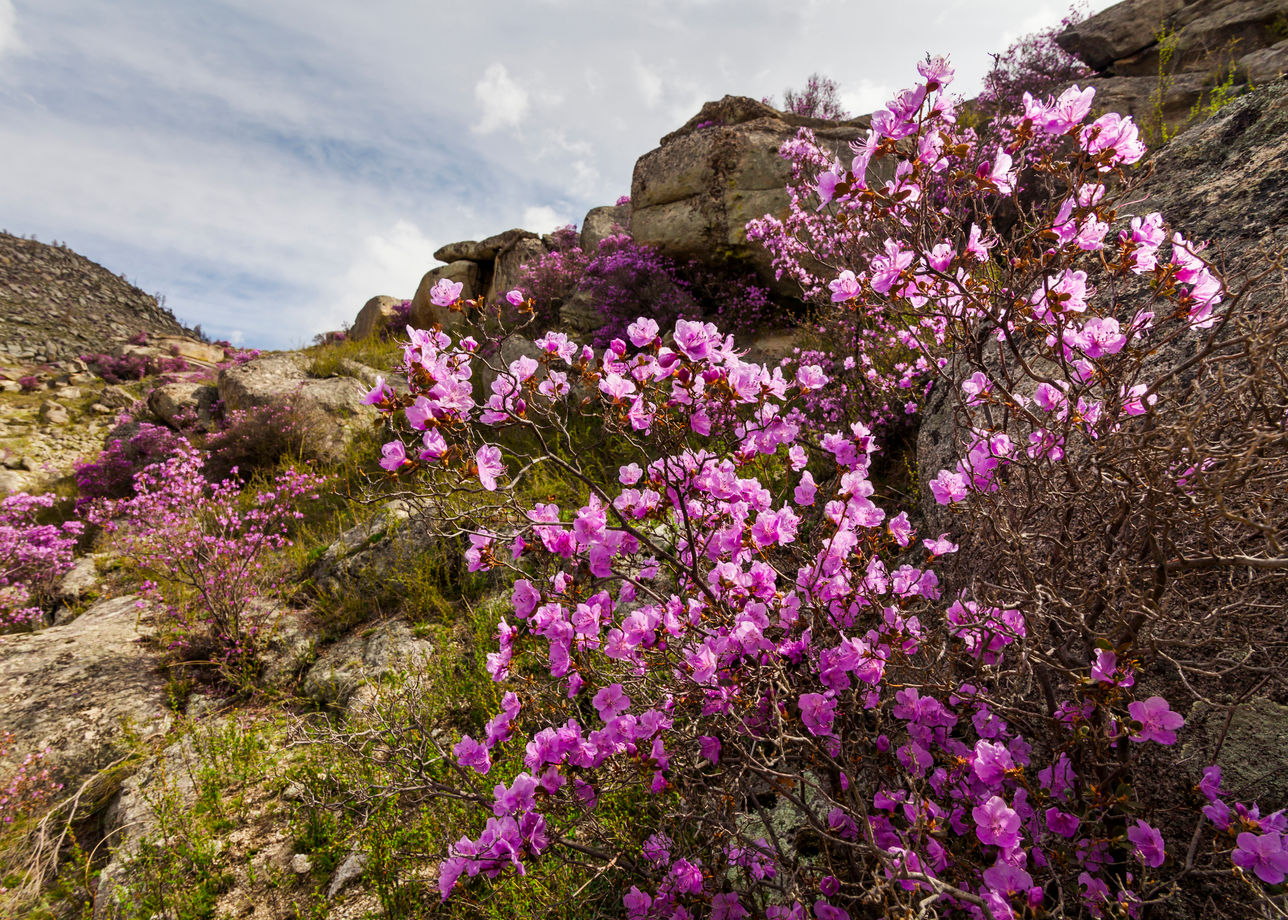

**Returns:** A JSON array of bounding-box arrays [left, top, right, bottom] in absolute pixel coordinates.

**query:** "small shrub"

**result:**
[[74, 422, 188, 506], [0, 492, 83, 631], [765, 73, 850, 120], [17, 376, 40, 393], [201, 402, 310, 483]]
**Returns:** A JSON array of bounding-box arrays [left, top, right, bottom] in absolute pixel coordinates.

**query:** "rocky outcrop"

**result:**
[[580, 203, 631, 251], [630, 96, 868, 293], [147, 380, 218, 429], [0, 232, 190, 366], [350, 295, 404, 341], [0, 595, 169, 791], [301, 619, 435, 711], [1058, 0, 1288, 134], [434, 228, 538, 265], [408, 261, 480, 330], [216, 353, 378, 465]]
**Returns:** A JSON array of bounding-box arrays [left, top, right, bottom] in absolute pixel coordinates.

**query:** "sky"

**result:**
[[0, 0, 1119, 349]]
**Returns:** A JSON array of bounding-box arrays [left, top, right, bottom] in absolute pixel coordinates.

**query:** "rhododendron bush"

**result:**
[[361, 58, 1287, 919], [0, 492, 82, 631]]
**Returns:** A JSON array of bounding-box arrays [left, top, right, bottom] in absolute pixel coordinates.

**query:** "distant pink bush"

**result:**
[[90, 446, 325, 677], [74, 421, 188, 506], [0, 492, 82, 631]]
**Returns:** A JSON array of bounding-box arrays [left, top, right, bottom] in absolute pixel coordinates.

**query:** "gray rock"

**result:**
[[291, 853, 313, 874], [39, 400, 69, 425], [631, 95, 866, 295], [302, 620, 435, 711], [216, 352, 377, 466], [0, 595, 169, 793], [1056, 0, 1188, 72], [408, 261, 480, 331], [350, 295, 404, 341], [434, 228, 538, 264], [580, 203, 631, 251], [487, 237, 549, 305], [1184, 697, 1288, 808], [55, 555, 100, 603], [327, 850, 369, 899], [147, 381, 218, 429]]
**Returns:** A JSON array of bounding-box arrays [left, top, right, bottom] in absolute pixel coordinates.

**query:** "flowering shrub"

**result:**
[[0, 734, 60, 826], [89, 446, 325, 678], [765, 73, 851, 120], [0, 492, 83, 631], [16, 376, 40, 393], [201, 402, 309, 483], [81, 352, 190, 384], [974, 5, 1091, 125], [362, 55, 1288, 919], [519, 234, 777, 345], [74, 421, 188, 506]]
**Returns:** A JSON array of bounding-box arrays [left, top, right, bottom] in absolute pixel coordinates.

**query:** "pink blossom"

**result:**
[[1127, 820, 1166, 868], [973, 795, 1022, 849], [476, 445, 506, 491], [798, 692, 837, 736], [828, 270, 863, 302], [1232, 832, 1288, 884], [505, 289, 525, 307], [379, 439, 407, 472], [1127, 696, 1183, 745], [429, 278, 464, 307], [922, 533, 958, 555]]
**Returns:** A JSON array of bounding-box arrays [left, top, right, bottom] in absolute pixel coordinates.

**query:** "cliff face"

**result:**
[[0, 232, 189, 366]]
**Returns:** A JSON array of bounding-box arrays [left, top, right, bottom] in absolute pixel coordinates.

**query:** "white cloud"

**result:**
[[0, 0, 19, 59], [330, 220, 438, 330], [840, 79, 896, 119], [473, 62, 529, 134], [634, 60, 664, 108], [522, 205, 571, 233]]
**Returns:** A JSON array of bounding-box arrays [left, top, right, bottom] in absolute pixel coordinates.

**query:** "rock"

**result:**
[[147, 381, 218, 429], [216, 352, 377, 466], [95, 735, 202, 917], [308, 500, 413, 594], [743, 328, 802, 366], [0, 595, 169, 793], [408, 261, 480, 330], [39, 399, 69, 425], [55, 386, 82, 400], [156, 336, 226, 366], [1183, 697, 1288, 808], [580, 203, 631, 251], [350, 295, 404, 341], [97, 385, 136, 409], [1056, 0, 1188, 72], [0, 380, 19, 393], [291, 853, 313, 874], [559, 288, 608, 335], [56, 555, 100, 603], [434, 228, 538, 264], [1240, 39, 1288, 83], [302, 620, 434, 710], [631, 96, 866, 294], [487, 237, 549, 305], [89, 402, 112, 414], [258, 605, 319, 689], [327, 850, 369, 898]]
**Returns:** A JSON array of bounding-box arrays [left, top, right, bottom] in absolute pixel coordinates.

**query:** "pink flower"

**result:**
[[928, 469, 968, 504], [362, 375, 392, 405], [798, 692, 837, 736], [793, 472, 817, 506], [420, 429, 448, 461], [973, 796, 1022, 849], [505, 289, 525, 306], [1232, 832, 1288, 884], [887, 512, 913, 547], [1127, 820, 1166, 868], [454, 735, 491, 774], [379, 439, 407, 472], [627, 317, 660, 347], [593, 683, 630, 721], [828, 270, 863, 302], [1127, 696, 1183, 745], [430, 278, 464, 307], [475, 445, 506, 491], [922, 533, 958, 556]]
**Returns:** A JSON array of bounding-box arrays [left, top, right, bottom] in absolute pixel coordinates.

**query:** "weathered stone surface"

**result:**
[[302, 620, 434, 710], [631, 96, 867, 293], [580, 203, 631, 251], [487, 237, 549, 304], [217, 353, 377, 465], [1184, 698, 1288, 808], [147, 381, 218, 429], [433, 228, 537, 264], [156, 336, 226, 366], [0, 595, 169, 791], [38, 399, 69, 425], [408, 261, 480, 330], [350, 295, 403, 341], [1056, 0, 1188, 72]]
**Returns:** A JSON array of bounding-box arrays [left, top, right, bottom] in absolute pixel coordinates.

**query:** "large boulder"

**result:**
[[630, 96, 867, 293], [216, 352, 377, 465], [580, 203, 631, 251], [350, 295, 404, 341], [147, 380, 218, 429], [408, 261, 480, 330], [1056, 0, 1189, 71], [487, 237, 549, 304], [434, 228, 538, 264], [0, 595, 169, 792], [302, 619, 435, 712]]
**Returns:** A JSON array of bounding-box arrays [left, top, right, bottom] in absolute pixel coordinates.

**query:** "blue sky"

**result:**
[[0, 0, 1117, 349]]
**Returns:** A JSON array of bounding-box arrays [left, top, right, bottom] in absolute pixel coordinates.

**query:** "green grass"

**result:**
[[301, 334, 403, 380]]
